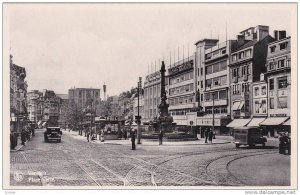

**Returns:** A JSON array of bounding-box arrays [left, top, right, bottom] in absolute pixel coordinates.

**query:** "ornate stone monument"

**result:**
[[154, 61, 173, 132]]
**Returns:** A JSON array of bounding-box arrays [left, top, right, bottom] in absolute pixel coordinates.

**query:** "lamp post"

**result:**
[[137, 77, 142, 144]]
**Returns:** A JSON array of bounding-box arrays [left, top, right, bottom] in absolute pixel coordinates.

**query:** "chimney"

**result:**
[[256, 25, 269, 40], [237, 35, 245, 47], [274, 30, 286, 41]]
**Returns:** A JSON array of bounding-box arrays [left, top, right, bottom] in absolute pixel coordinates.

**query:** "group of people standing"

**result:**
[[204, 128, 214, 144]]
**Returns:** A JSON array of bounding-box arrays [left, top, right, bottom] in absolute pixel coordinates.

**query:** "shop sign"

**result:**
[[270, 113, 287, 117], [169, 60, 193, 75]]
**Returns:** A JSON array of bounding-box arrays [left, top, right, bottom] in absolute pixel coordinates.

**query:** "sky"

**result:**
[[5, 3, 294, 98]]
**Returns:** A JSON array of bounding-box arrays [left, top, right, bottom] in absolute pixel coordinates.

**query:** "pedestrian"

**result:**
[[25, 126, 31, 141], [204, 128, 209, 143], [100, 129, 104, 142], [158, 130, 163, 145], [21, 129, 26, 145], [124, 129, 127, 140], [208, 130, 213, 144], [87, 131, 90, 142], [131, 130, 136, 150]]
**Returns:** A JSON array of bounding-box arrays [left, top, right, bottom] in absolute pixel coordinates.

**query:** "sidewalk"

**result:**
[[10, 137, 24, 152], [64, 129, 232, 146]]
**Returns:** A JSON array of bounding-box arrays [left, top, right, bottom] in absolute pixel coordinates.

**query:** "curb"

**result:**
[[10, 144, 24, 152], [104, 141, 232, 146]]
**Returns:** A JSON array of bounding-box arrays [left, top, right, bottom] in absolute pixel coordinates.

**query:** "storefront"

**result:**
[[197, 117, 231, 135], [259, 117, 290, 137]]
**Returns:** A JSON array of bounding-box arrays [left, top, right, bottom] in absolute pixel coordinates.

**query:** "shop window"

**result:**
[[278, 97, 288, 108]]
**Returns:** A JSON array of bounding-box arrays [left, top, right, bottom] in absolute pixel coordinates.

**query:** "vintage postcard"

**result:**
[[2, 2, 297, 191]]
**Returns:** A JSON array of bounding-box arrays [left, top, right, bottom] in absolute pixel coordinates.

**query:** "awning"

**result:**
[[239, 101, 245, 110], [247, 118, 267, 127], [227, 118, 251, 128], [232, 102, 241, 110], [283, 119, 290, 126], [260, 117, 289, 126]]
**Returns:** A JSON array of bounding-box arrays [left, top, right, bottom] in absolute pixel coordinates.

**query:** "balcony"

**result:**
[[202, 99, 228, 107]]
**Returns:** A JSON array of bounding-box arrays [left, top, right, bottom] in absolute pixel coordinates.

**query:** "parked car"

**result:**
[[233, 126, 267, 148], [44, 127, 62, 143]]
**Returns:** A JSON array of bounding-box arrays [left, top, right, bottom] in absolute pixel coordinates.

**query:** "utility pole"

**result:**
[[137, 77, 142, 144]]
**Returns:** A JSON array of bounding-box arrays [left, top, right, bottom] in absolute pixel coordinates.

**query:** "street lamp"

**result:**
[[137, 77, 142, 144]]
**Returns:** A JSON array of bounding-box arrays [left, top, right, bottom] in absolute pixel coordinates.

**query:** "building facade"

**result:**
[[167, 54, 196, 126], [260, 32, 291, 136], [227, 25, 274, 128], [27, 90, 43, 123], [68, 88, 101, 110], [143, 71, 162, 122], [10, 55, 28, 133], [199, 40, 237, 133]]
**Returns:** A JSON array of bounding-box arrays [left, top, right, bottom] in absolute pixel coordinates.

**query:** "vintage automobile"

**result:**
[[233, 126, 267, 148], [44, 127, 62, 143]]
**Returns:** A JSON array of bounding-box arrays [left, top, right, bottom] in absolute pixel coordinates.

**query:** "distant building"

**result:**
[[42, 90, 61, 125], [260, 31, 291, 136], [227, 25, 275, 128], [56, 94, 69, 127], [68, 88, 101, 110], [27, 90, 43, 123]]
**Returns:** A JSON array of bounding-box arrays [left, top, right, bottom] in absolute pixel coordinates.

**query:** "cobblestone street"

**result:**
[[10, 129, 290, 187]]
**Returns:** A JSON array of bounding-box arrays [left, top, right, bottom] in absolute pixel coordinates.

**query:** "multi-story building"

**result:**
[[27, 90, 43, 123], [167, 54, 196, 126], [68, 87, 101, 110], [56, 94, 69, 127], [199, 40, 237, 134], [227, 25, 274, 128], [10, 54, 28, 133], [42, 90, 60, 125], [260, 31, 291, 136], [246, 73, 268, 128], [143, 71, 162, 122]]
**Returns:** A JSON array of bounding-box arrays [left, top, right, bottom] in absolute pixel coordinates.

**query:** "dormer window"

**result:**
[[280, 42, 288, 50], [270, 46, 276, 53]]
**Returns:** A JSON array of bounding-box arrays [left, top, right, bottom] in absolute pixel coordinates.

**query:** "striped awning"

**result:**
[[247, 118, 266, 127], [227, 118, 251, 128], [260, 117, 289, 126]]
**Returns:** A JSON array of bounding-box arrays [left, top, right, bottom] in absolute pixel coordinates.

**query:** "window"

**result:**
[[201, 81, 203, 88], [237, 67, 240, 77], [200, 94, 203, 101], [255, 101, 260, 113], [245, 49, 251, 57], [261, 86, 266, 95], [270, 46, 276, 53], [278, 59, 285, 68], [219, 90, 226, 99], [261, 100, 267, 113], [287, 60, 291, 68], [221, 49, 226, 54], [278, 97, 288, 108], [270, 98, 274, 109], [213, 63, 220, 73], [197, 81, 200, 86], [220, 61, 227, 71], [206, 79, 212, 88], [206, 53, 212, 60], [197, 68, 199, 76], [269, 79, 274, 90], [220, 75, 227, 86], [278, 77, 288, 89], [233, 69, 237, 78], [204, 93, 210, 101], [206, 65, 213, 74], [232, 54, 237, 61], [279, 42, 287, 50], [213, 77, 219, 87], [254, 87, 259, 96], [269, 62, 275, 71], [239, 52, 244, 59]]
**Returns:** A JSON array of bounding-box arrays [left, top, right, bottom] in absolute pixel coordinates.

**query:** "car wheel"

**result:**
[[235, 144, 240, 148]]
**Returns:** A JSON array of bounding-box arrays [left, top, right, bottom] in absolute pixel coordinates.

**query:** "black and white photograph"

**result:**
[[2, 2, 297, 192]]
